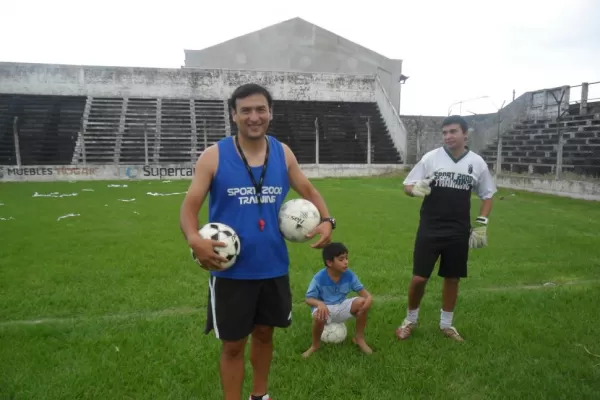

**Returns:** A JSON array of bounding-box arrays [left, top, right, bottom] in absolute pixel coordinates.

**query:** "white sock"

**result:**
[[440, 309, 453, 329], [406, 308, 419, 323]]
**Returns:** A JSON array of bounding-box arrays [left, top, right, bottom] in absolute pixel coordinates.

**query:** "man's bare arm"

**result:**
[[404, 185, 415, 197], [478, 198, 493, 218], [283, 144, 331, 218], [179, 145, 218, 244]]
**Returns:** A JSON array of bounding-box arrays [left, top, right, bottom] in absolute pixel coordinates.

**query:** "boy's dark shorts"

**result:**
[[205, 274, 292, 341]]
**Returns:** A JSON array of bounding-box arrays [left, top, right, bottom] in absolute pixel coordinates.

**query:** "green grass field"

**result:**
[[1, 176, 599, 399]]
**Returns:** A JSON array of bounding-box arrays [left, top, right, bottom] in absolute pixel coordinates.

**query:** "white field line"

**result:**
[[1, 279, 599, 328]]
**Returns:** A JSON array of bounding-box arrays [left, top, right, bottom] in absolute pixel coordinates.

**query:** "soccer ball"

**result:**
[[321, 322, 347, 344], [278, 199, 321, 242], [191, 222, 241, 270]]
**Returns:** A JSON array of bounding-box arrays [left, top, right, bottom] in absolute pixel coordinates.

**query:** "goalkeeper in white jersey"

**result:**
[[396, 115, 497, 342]]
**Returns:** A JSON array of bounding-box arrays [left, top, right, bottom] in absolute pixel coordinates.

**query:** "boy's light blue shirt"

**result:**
[[305, 268, 364, 309]]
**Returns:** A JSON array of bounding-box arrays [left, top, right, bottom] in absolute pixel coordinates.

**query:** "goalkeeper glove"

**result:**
[[469, 216, 488, 249], [411, 177, 434, 197]]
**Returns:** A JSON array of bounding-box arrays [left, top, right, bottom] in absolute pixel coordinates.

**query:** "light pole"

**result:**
[[447, 95, 489, 116]]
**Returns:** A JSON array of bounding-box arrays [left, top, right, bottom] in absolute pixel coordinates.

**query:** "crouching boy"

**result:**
[[302, 242, 373, 358]]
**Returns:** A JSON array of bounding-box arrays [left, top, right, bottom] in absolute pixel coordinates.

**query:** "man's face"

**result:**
[[231, 94, 272, 140], [442, 123, 467, 150]]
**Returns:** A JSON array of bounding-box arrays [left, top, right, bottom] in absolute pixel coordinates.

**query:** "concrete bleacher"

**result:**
[[81, 97, 123, 164], [481, 110, 600, 177], [159, 98, 194, 163], [0, 95, 14, 164], [1, 94, 400, 167], [72, 97, 227, 165], [229, 100, 402, 164], [119, 98, 158, 164], [0, 94, 86, 165], [194, 100, 229, 160]]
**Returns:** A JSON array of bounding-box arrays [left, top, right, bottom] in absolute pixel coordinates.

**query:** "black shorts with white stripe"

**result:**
[[205, 274, 293, 342]]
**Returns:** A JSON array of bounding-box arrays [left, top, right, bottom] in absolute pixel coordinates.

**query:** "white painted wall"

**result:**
[[495, 174, 600, 201], [0, 62, 376, 102]]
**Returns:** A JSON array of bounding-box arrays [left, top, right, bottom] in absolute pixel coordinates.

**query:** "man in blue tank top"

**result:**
[[180, 83, 337, 400]]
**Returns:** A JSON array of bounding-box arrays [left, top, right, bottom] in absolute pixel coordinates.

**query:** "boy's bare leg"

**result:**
[[302, 317, 325, 358], [350, 298, 373, 354]]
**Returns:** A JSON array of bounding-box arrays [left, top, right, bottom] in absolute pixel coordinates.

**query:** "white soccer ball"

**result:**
[[278, 199, 321, 242], [321, 322, 347, 344], [191, 222, 241, 270]]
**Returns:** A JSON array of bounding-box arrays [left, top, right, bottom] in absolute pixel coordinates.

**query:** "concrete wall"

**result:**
[[184, 17, 403, 112], [400, 115, 446, 164], [0, 163, 406, 182], [495, 175, 600, 201], [0, 62, 376, 102]]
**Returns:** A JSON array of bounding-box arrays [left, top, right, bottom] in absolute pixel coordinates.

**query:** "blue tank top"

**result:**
[[207, 135, 290, 280]]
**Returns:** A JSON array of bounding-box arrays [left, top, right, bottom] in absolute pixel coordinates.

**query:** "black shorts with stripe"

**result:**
[[205, 274, 293, 342], [412, 233, 470, 279]]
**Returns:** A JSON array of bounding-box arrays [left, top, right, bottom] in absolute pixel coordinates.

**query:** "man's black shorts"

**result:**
[[413, 234, 470, 278], [204, 274, 292, 342]]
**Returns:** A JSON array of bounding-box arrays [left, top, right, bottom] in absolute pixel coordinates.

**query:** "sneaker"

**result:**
[[440, 326, 464, 342], [395, 318, 417, 340], [249, 395, 271, 400]]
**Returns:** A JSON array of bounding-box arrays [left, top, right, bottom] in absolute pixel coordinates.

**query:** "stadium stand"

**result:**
[[2, 93, 401, 166], [192, 100, 229, 162], [71, 97, 228, 165], [229, 100, 402, 164], [118, 98, 159, 164], [0, 94, 86, 165], [481, 107, 600, 177], [79, 97, 123, 164]]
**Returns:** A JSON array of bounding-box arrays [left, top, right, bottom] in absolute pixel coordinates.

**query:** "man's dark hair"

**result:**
[[442, 115, 468, 133], [228, 83, 273, 112], [322, 242, 349, 266]]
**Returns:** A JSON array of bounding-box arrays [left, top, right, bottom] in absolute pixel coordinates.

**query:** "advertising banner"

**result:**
[[0, 164, 197, 182], [0, 163, 406, 182], [0, 165, 116, 182]]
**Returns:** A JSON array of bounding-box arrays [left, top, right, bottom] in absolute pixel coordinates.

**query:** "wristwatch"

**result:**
[[321, 217, 336, 229]]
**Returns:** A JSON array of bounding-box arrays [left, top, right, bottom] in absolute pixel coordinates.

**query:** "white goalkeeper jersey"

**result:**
[[404, 146, 497, 239]]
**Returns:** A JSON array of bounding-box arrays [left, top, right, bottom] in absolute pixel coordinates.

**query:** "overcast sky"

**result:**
[[1, 0, 599, 116]]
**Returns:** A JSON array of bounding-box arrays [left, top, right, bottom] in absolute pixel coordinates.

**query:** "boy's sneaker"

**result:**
[[249, 395, 271, 400], [395, 318, 417, 340], [440, 326, 464, 342]]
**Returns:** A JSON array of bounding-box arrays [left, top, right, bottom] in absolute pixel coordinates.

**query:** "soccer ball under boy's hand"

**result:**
[[321, 322, 347, 344]]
